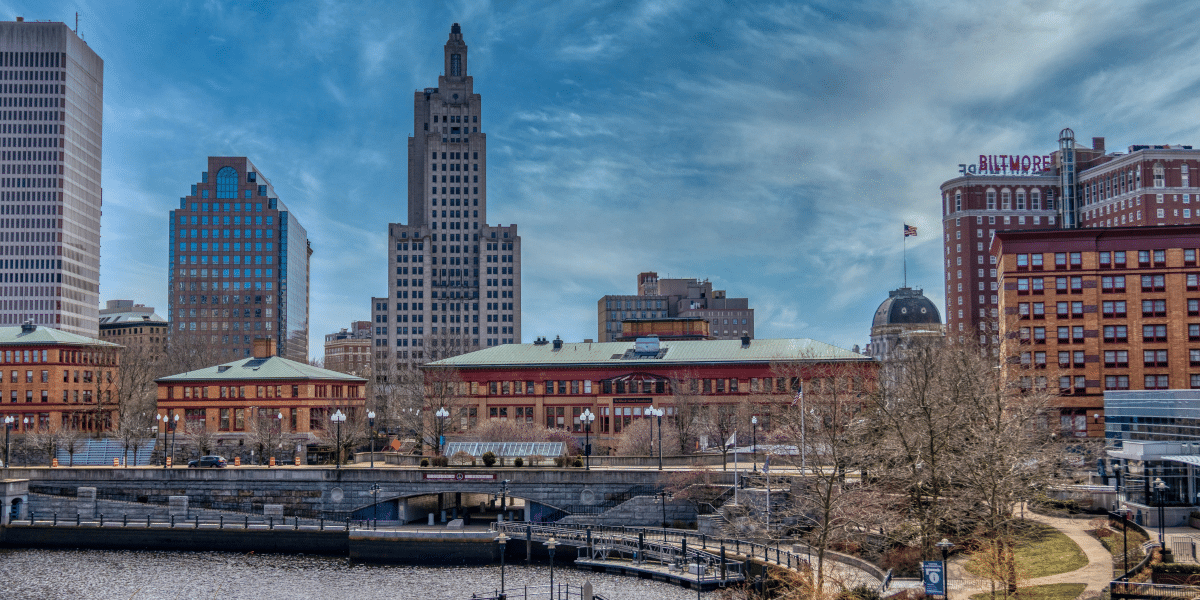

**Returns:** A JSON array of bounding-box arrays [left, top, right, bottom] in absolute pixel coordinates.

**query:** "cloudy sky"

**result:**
[[26, 0, 1200, 358]]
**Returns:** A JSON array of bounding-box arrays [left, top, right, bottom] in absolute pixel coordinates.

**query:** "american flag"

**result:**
[[904, 223, 918, 237], [791, 390, 803, 407]]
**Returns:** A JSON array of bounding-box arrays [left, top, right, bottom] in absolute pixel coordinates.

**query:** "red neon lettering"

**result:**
[[979, 155, 988, 172], [1020, 156, 1031, 171], [1032, 156, 1042, 171], [1009, 156, 1021, 171]]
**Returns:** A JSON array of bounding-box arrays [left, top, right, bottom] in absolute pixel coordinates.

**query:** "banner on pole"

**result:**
[[922, 561, 945, 596]]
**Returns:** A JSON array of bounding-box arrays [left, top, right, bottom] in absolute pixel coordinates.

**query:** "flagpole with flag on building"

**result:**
[[903, 223, 918, 287]]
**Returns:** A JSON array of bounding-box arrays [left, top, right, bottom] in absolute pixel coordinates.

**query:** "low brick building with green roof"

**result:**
[[155, 340, 366, 457], [423, 335, 874, 448], [0, 322, 122, 436]]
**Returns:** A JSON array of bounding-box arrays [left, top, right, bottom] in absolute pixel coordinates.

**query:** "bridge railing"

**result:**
[[14, 511, 352, 531]]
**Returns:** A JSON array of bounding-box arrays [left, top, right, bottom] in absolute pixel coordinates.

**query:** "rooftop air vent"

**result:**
[[217, 366, 231, 373], [741, 336, 750, 348], [635, 336, 660, 356], [20, 320, 35, 333], [552, 336, 563, 351]]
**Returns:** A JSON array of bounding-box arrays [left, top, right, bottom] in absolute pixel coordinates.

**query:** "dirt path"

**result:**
[[945, 511, 1110, 600]]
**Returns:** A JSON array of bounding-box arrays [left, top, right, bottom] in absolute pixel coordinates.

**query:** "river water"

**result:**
[[0, 548, 716, 599]]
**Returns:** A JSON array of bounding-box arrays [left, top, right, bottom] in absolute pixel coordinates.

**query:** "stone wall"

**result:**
[[559, 494, 697, 528]]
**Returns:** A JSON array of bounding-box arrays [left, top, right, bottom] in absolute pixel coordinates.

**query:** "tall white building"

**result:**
[[0, 19, 103, 336], [374, 23, 521, 364]]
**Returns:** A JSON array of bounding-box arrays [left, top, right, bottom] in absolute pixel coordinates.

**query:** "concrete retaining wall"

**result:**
[[0, 525, 348, 556]]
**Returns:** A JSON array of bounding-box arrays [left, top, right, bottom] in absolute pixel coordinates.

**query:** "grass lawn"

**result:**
[[964, 523, 1088, 580], [970, 583, 1086, 600]]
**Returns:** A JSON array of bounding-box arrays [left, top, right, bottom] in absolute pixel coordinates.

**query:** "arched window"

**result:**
[[1001, 189, 1011, 210], [986, 188, 996, 210], [955, 191, 962, 212], [1154, 163, 1164, 188], [1031, 188, 1041, 210], [216, 167, 239, 199], [1016, 189, 1026, 210]]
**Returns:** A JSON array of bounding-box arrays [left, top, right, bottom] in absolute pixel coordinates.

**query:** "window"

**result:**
[[1070, 252, 1082, 268], [1032, 302, 1045, 318], [1145, 375, 1170, 390], [1105, 375, 1130, 390], [1114, 251, 1126, 267], [1033, 327, 1046, 343], [1141, 274, 1166, 292], [1055, 253, 1067, 268], [1191, 298, 1200, 316], [1102, 325, 1127, 342], [1143, 324, 1168, 342], [1101, 275, 1126, 292], [1142, 299, 1167, 317], [216, 166, 238, 199], [1102, 300, 1127, 317], [1144, 349, 1169, 367], [1031, 254, 1043, 269]]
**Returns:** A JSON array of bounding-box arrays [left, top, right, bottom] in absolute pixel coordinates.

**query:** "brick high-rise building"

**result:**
[[0, 19, 103, 336], [324, 320, 371, 376], [375, 23, 521, 365], [942, 128, 1200, 343], [993, 225, 1200, 437], [597, 272, 754, 342], [168, 157, 310, 362]]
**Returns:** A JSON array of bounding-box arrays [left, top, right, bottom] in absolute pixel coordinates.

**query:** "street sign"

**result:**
[[922, 560, 945, 596]]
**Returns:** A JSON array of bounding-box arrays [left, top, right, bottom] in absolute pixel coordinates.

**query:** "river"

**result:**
[[0, 548, 718, 599]]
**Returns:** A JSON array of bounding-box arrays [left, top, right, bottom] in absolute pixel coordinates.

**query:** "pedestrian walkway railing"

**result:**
[[14, 511, 351, 531], [1109, 581, 1200, 600], [466, 584, 601, 600]]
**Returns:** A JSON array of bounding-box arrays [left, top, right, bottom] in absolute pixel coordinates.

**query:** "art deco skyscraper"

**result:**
[[0, 19, 103, 336], [374, 23, 522, 363]]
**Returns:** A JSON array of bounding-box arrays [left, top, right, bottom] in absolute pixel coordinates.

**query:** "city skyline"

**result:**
[[23, 1, 1200, 358]]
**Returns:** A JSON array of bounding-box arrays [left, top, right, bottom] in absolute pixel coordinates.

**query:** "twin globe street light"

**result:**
[[435, 407, 450, 455], [156, 413, 179, 468], [330, 409, 346, 469], [580, 408, 595, 470], [646, 405, 664, 471]]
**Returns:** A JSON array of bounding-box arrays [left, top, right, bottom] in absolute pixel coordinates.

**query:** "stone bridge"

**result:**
[[7, 467, 735, 523]]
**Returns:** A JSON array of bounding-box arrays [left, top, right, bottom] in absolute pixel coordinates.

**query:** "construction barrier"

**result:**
[[234, 456, 241, 466], [294, 456, 301, 466], [51, 458, 58, 467], [113, 458, 119, 467], [166, 457, 172, 467], [269, 457, 276, 467]]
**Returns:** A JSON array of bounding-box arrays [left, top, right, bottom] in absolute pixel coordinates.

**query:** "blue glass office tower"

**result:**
[[168, 157, 310, 361]]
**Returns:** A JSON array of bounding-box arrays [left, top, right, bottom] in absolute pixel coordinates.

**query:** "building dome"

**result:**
[[871, 287, 942, 329]]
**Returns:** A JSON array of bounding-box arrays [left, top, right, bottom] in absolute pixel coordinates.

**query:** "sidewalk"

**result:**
[[944, 511, 1111, 600]]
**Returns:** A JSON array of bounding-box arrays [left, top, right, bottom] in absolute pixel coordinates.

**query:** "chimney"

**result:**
[[21, 320, 35, 333], [252, 337, 276, 359], [15, 17, 23, 22], [1093, 137, 1105, 154], [552, 336, 563, 351], [740, 336, 750, 348]]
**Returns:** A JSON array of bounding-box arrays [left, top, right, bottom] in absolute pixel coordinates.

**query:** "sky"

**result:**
[[21, 0, 1200, 359]]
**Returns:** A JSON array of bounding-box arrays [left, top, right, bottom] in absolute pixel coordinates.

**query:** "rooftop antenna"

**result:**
[[75, 12, 78, 34]]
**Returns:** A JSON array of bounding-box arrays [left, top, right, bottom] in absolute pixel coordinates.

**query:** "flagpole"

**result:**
[[903, 230, 908, 288]]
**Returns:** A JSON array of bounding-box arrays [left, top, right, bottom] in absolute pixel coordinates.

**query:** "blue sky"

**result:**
[[24, 0, 1200, 358]]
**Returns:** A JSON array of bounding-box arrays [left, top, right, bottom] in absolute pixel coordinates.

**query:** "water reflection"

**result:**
[[0, 549, 714, 599]]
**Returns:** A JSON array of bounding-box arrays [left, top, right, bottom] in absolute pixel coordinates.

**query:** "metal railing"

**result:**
[[466, 584, 598, 599], [1110, 581, 1200, 600], [15, 511, 351, 531]]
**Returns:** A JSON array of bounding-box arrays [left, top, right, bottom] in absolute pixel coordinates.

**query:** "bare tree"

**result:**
[[699, 401, 749, 469], [667, 370, 704, 454], [615, 418, 681, 456], [311, 401, 368, 465], [367, 356, 426, 450], [181, 417, 218, 463], [22, 424, 55, 466], [772, 358, 878, 591], [113, 341, 160, 464], [55, 426, 85, 467]]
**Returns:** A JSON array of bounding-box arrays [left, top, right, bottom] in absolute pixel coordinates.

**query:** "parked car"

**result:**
[[187, 455, 228, 468]]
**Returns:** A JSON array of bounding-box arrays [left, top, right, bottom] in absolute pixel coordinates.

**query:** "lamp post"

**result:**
[[330, 409, 346, 469], [1154, 477, 1169, 548], [751, 416, 758, 472], [275, 412, 283, 466], [936, 538, 954, 599], [170, 414, 179, 467], [2, 415, 13, 468], [580, 408, 595, 470], [545, 537, 558, 596], [499, 478, 510, 513], [658, 490, 669, 529], [368, 411, 376, 469], [370, 483, 382, 526], [649, 407, 664, 470], [495, 531, 510, 595], [156, 414, 166, 468], [435, 407, 449, 456]]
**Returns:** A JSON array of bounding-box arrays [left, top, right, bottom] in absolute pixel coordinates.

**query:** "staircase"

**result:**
[[55, 439, 157, 466]]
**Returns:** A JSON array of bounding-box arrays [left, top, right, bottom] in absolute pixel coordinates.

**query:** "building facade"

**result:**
[[324, 320, 371, 376], [942, 129, 1200, 341], [98, 299, 167, 362], [168, 157, 310, 362], [994, 225, 1200, 437], [0, 322, 120, 434], [155, 339, 366, 446], [866, 287, 944, 362], [424, 337, 873, 447], [374, 23, 521, 367], [597, 272, 754, 342], [0, 19, 104, 336]]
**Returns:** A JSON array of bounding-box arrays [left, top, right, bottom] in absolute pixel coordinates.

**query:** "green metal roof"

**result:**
[[427, 338, 871, 369], [0, 325, 117, 347], [157, 356, 367, 383]]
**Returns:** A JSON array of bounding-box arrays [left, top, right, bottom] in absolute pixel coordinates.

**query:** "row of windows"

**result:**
[[177, 229, 275, 240], [947, 188, 1050, 213], [1014, 323, 1192, 343], [6, 389, 108, 404], [179, 214, 274, 226]]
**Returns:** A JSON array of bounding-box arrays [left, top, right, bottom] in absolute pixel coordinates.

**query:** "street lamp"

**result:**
[[648, 407, 664, 471], [1154, 477, 1169, 548], [3, 415, 13, 468], [936, 538, 955, 599], [751, 416, 758, 472], [171, 414, 179, 467], [156, 414, 165, 468], [330, 409, 347, 469], [545, 537, 558, 596], [580, 409, 595, 470], [495, 531, 510, 594], [435, 407, 449, 456], [657, 490, 670, 529], [275, 412, 283, 466], [368, 411, 377, 469], [22, 417, 29, 467]]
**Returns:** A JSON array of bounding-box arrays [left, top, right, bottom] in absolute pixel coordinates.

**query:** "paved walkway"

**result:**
[[944, 511, 1112, 600]]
